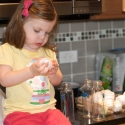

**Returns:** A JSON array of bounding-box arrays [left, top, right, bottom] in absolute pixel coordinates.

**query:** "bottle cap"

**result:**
[[93, 80, 102, 86], [84, 79, 92, 84], [61, 82, 72, 90]]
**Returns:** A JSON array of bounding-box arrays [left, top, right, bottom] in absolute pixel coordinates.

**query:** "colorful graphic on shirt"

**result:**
[[26, 59, 50, 105]]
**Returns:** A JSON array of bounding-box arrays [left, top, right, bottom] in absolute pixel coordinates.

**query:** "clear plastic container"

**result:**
[[92, 80, 105, 122], [60, 83, 75, 123], [82, 79, 93, 118]]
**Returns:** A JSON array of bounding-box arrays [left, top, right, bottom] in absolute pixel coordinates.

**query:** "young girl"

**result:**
[[0, 0, 71, 125]]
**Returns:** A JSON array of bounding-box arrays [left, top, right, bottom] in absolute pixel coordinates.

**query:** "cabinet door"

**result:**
[[90, 0, 125, 20]]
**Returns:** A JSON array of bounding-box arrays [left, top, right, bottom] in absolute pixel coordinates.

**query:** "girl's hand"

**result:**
[[29, 58, 50, 76], [47, 60, 59, 75]]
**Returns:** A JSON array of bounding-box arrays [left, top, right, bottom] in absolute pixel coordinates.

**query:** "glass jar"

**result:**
[[92, 80, 105, 122], [82, 79, 93, 118], [60, 82, 75, 123]]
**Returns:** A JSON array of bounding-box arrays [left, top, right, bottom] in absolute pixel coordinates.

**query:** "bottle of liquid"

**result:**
[[92, 80, 105, 122], [82, 79, 93, 118], [60, 82, 75, 123]]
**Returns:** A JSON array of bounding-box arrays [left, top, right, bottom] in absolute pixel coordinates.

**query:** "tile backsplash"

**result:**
[[56, 20, 125, 84], [0, 20, 125, 84]]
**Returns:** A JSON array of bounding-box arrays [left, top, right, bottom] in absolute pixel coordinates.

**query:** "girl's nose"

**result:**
[[40, 31, 46, 40]]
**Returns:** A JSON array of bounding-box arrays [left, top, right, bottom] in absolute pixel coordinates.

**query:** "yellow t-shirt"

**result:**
[[0, 43, 57, 117]]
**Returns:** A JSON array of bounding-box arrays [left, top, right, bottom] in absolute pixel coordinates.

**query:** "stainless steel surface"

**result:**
[[73, 110, 125, 125], [54, 2, 72, 15], [0, 0, 102, 22]]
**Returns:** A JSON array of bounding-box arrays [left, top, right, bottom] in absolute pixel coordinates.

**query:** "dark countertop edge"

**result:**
[[74, 111, 125, 125]]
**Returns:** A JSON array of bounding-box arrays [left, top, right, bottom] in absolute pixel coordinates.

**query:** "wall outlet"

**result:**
[[59, 50, 78, 64]]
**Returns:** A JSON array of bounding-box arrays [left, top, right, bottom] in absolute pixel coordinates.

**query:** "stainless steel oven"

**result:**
[[54, 0, 102, 15], [0, 0, 102, 23]]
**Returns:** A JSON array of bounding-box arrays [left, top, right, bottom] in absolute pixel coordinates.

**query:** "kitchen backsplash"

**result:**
[[0, 20, 125, 84]]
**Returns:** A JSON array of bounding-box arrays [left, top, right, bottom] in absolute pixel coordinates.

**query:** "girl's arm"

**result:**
[[47, 60, 63, 86], [48, 67, 63, 86], [0, 59, 63, 87], [0, 65, 34, 87]]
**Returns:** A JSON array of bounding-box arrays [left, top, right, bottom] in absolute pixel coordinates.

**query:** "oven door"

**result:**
[[53, 0, 72, 15], [73, 0, 102, 14]]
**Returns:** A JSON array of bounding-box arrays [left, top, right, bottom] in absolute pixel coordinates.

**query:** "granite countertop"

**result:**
[[72, 110, 125, 125]]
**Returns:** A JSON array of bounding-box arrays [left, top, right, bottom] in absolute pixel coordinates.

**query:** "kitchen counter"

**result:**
[[72, 110, 125, 125]]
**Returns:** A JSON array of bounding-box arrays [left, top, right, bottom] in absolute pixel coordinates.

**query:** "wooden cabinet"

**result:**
[[90, 0, 125, 20]]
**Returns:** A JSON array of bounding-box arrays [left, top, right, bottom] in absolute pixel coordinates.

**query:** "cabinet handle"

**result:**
[[123, 0, 125, 12]]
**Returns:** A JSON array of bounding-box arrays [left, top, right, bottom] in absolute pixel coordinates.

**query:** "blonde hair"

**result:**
[[2, 0, 58, 52]]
